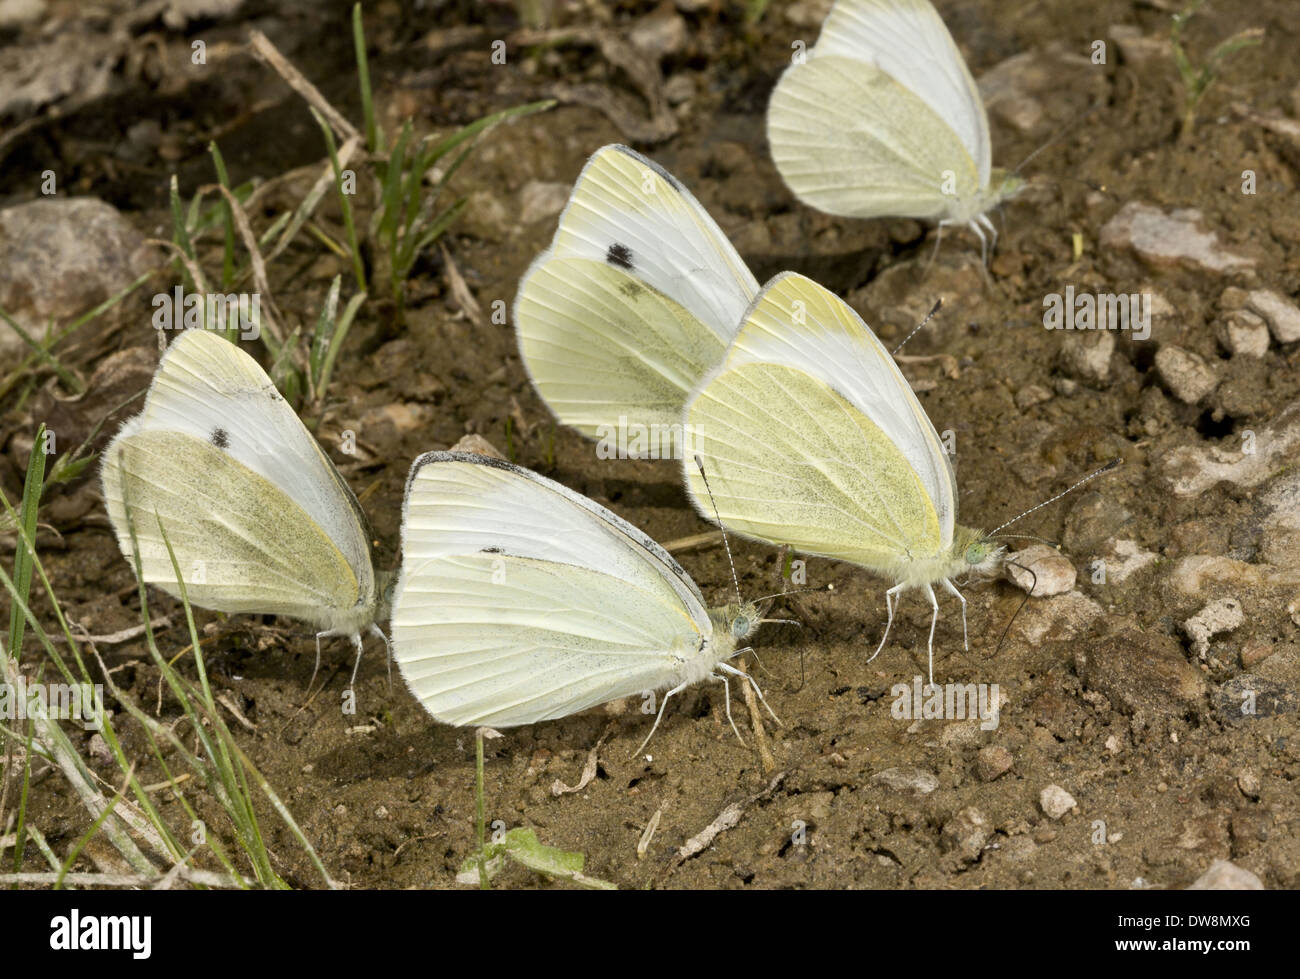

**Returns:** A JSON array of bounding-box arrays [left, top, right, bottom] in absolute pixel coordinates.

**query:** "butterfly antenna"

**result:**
[[694, 454, 743, 607], [988, 458, 1121, 537], [892, 299, 944, 356], [1011, 103, 1103, 177], [994, 561, 1036, 658], [990, 532, 1059, 546], [748, 584, 830, 605]]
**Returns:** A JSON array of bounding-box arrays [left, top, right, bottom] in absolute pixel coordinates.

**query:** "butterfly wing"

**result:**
[[101, 330, 375, 630], [768, 0, 990, 220], [515, 144, 759, 436], [684, 273, 957, 570], [102, 430, 369, 629], [516, 258, 731, 436], [813, 0, 990, 178], [392, 452, 714, 727]]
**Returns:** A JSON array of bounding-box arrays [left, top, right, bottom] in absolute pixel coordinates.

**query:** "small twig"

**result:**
[[216, 693, 257, 732], [69, 617, 170, 645], [247, 29, 362, 144], [0, 868, 250, 888], [440, 243, 484, 327], [210, 184, 288, 349], [737, 656, 775, 774], [658, 772, 786, 883], [140, 773, 192, 794], [662, 531, 723, 554], [551, 726, 611, 796]]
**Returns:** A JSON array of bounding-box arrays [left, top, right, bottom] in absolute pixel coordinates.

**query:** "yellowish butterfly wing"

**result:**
[[686, 361, 942, 571], [102, 429, 366, 629], [769, 54, 982, 221], [515, 257, 727, 436]]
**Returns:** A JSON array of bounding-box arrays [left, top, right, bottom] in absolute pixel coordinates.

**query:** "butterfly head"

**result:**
[[727, 600, 764, 642], [988, 167, 1025, 207], [707, 600, 765, 654], [954, 526, 1006, 578]]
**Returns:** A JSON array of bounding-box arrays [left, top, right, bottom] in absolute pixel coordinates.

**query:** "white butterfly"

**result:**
[[390, 451, 777, 753], [100, 328, 386, 685], [514, 144, 759, 449], [768, 0, 1023, 258], [682, 272, 1005, 686]]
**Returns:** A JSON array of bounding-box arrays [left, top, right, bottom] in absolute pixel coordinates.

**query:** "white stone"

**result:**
[[1154, 345, 1218, 404], [518, 181, 570, 224], [1099, 203, 1254, 274], [1005, 544, 1077, 596], [1187, 859, 1265, 890], [1245, 288, 1300, 343], [1040, 784, 1077, 820], [1098, 539, 1159, 584], [1218, 309, 1271, 358], [1183, 598, 1245, 657]]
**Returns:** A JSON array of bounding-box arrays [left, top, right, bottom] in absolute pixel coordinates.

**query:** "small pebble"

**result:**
[[1014, 384, 1053, 410], [1183, 597, 1244, 657], [1187, 859, 1265, 890], [941, 807, 991, 862], [1241, 641, 1275, 669], [1245, 288, 1300, 344], [87, 733, 113, 765], [1005, 544, 1077, 596], [1040, 784, 1077, 819], [871, 766, 938, 795], [976, 745, 1014, 781], [1155, 345, 1218, 404]]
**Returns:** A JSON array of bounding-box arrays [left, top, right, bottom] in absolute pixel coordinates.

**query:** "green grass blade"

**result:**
[[8, 425, 46, 658], [353, 3, 379, 153]]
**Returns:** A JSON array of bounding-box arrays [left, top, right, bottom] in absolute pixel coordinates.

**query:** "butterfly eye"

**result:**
[[731, 616, 750, 638], [965, 543, 987, 565]]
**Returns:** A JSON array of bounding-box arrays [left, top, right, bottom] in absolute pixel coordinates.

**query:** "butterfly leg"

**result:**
[[711, 671, 746, 746], [969, 219, 989, 266], [940, 577, 968, 652], [633, 679, 690, 757], [927, 222, 947, 271], [311, 631, 327, 692], [369, 623, 392, 691], [718, 660, 781, 726], [979, 212, 999, 258], [923, 582, 940, 690], [866, 583, 905, 664], [347, 630, 365, 691]]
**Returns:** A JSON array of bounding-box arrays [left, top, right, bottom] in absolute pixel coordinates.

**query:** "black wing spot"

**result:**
[[481, 546, 502, 554], [210, 428, 230, 449], [606, 243, 634, 270]]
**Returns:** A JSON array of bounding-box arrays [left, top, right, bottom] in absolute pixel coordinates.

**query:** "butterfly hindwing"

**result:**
[[515, 144, 759, 437], [101, 329, 376, 633], [684, 274, 955, 572], [392, 453, 717, 727]]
